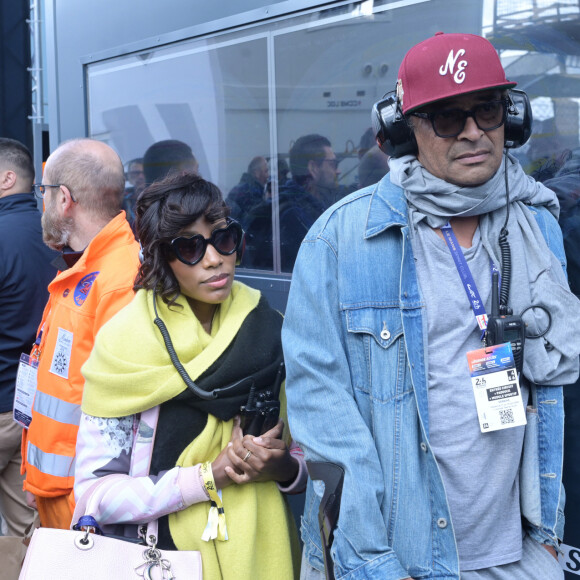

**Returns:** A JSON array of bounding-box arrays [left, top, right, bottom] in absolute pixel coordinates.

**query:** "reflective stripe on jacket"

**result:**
[[22, 212, 140, 497]]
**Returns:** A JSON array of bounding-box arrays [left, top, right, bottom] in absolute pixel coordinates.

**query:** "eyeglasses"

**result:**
[[33, 184, 61, 199], [322, 158, 339, 170], [410, 100, 507, 138], [170, 221, 243, 266], [33, 183, 77, 203]]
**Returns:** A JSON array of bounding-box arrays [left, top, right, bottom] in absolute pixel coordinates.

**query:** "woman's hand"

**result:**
[[224, 416, 299, 485], [211, 440, 238, 490]]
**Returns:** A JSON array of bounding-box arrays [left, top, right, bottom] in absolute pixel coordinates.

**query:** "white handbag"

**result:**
[[19, 524, 202, 579], [20, 407, 202, 579]]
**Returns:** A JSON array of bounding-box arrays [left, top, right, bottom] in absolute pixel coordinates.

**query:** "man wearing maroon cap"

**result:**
[[283, 32, 579, 579]]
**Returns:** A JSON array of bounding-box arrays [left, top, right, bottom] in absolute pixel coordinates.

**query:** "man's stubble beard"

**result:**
[[41, 202, 74, 251]]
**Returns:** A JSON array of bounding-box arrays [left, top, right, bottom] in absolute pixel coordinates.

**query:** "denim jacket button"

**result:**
[[380, 329, 391, 340], [420, 442, 427, 452], [437, 518, 448, 529]]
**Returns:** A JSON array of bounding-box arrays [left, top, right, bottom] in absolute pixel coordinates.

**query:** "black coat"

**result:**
[[0, 194, 57, 412]]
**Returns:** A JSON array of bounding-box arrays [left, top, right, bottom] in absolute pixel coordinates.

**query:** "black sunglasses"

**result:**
[[170, 221, 243, 266], [411, 99, 507, 138]]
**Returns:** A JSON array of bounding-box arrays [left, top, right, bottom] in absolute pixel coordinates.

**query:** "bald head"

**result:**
[[44, 139, 125, 220]]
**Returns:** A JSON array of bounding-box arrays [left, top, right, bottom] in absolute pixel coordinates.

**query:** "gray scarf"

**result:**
[[389, 152, 580, 386]]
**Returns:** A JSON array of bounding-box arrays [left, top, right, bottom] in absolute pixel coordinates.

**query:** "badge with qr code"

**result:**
[[49, 327, 73, 379], [467, 342, 526, 433], [13, 353, 38, 428]]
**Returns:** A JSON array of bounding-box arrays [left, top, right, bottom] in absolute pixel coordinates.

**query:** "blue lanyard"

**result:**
[[441, 223, 497, 337]]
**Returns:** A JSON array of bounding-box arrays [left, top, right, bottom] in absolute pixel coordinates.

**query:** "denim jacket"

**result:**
[[283, 175, 566, 580]]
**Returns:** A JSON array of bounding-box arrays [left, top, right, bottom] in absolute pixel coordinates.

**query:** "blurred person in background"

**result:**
[[143, 139, 199, 185]]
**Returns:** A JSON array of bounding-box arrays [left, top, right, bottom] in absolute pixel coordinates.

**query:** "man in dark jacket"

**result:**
[[0, 138, 56, 536], [226, 156, 269, 224], [241, 135, 341, 272], [278, 134, 341, 271]]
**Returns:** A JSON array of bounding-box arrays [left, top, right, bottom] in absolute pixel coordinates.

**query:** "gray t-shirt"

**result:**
[[412, 221, 528, 571]]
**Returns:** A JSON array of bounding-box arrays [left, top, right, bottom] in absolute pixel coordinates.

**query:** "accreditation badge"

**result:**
[[49, 327, 73, 379], [13, 353, 39, 428], [467, 342, 526, 433]]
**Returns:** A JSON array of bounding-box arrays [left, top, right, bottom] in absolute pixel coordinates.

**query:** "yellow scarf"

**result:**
[[81, 282, 300, 579], [82, 282, 260, 416], [171, 415, 300, 579]]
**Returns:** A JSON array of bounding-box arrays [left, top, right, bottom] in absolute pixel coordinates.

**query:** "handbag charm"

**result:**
[[134, 548, 175, 580], [134, 528, 175, 580], [75, 518, 175, 580]]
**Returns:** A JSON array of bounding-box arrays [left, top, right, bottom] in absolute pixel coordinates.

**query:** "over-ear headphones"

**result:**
[[371, 92, 416, 158], [372, 89, 532, 158]]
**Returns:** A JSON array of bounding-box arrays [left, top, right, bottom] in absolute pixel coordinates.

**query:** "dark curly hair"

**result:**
[[134, 171, 229, 306]]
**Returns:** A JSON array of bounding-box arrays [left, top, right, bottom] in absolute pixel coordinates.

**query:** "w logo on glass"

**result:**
[[439, 49, 467, 84]]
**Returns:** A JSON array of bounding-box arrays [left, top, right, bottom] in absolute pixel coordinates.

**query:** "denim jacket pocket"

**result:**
[[344, 305, 406, 402]]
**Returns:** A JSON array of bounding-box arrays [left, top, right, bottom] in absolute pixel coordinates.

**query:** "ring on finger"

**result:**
[[243, 450, 252, 462]]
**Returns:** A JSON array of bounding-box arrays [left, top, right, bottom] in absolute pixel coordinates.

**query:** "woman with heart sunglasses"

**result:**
[[73, 171, 304, 579]]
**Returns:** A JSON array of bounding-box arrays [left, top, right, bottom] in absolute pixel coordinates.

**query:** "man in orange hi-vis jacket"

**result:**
[[21, 138, 140, 529]]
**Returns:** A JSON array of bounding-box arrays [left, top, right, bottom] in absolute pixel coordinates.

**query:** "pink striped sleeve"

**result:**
[[74, 412, 209, 526]]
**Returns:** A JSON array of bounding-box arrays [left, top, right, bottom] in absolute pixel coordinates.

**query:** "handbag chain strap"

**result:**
[[132, 408, 176, 579]]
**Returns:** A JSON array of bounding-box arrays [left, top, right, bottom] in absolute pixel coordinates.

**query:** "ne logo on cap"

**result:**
[[439, 49, 467, 84]]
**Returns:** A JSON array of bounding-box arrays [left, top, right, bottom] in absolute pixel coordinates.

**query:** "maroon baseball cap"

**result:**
[[397, 32, 517, 114]]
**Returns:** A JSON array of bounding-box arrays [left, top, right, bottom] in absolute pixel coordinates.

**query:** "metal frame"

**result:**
[[28, 0, 47, 182], [79, 0, 341, 66]]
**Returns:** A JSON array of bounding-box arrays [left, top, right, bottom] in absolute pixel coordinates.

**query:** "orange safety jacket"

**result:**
[[22, 213, 140, 499]]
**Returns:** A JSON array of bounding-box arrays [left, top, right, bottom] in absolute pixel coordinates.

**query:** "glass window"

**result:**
[[87, 35, 270, 242], [86, 0, 580, 280], [87, 0, 488, 273]]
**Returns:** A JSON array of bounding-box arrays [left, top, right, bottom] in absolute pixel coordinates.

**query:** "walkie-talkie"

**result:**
[[484, 271, 525, 374], [240, 361, 285, 436]]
